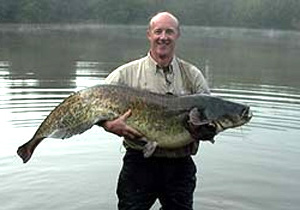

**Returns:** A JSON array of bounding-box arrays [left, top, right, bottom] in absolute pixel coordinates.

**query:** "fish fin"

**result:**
[[187, 108, 217, 142], [189, 123, 217, 142], [50, 122, 95, 139], [17, 137, 44, 164], [186, 109, 217, 142], [189, 108, 209, 126], [143, 141, 158, 158]]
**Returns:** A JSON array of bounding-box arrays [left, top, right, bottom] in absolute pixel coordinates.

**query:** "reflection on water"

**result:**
[[74, 61, 110, 88], [0, 60, 111, 128], [1, 25, 300, 210], [213, 84, 300, 131]]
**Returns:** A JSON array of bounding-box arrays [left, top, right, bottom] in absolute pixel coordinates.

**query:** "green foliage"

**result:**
[[0, 0, 299, 30]]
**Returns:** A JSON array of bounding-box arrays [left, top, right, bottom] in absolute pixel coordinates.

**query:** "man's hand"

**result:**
[[102, 109, 143, 139], [186, 121, 217, 144]]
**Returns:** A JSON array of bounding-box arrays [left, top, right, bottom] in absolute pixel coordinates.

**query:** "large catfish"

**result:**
[[17, 84, 252, 163]]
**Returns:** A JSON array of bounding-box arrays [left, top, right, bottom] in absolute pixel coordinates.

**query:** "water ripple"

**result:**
[[212, 84, 300, 131]]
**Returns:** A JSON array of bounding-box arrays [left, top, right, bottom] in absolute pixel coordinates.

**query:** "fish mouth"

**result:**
[[213, 106, 252, 133], [241, 106, 252, 122]]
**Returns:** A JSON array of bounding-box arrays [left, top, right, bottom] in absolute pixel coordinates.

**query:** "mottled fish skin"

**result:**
[[17, 84, 252, 163]]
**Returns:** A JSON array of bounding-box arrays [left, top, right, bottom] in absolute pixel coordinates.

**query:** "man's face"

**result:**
[[147, 14, 180, 65]]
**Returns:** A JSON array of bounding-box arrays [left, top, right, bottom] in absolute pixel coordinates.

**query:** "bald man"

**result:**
[[103, 12, 210, 210]]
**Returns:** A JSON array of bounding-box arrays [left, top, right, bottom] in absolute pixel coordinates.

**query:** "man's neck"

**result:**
[[150, 52, 174, 67]]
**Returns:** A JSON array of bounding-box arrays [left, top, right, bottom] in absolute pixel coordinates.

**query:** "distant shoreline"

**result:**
[[1, 23, 299, 40]]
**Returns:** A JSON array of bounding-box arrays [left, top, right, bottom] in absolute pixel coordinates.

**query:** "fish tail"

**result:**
[[17, 137, 43, 164]]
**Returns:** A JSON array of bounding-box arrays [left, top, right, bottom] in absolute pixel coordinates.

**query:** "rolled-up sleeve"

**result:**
[[192, 67, 210, 95]]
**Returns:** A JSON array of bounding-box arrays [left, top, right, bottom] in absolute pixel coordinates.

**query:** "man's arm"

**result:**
[[100, 109, 143, 140], [102, 62, 143, 140]]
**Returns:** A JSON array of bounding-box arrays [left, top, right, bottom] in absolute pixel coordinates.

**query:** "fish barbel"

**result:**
[[17, 84, 252, 163]]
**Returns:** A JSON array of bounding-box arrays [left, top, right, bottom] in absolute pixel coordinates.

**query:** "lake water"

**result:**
[[1, 24, 300, 210]]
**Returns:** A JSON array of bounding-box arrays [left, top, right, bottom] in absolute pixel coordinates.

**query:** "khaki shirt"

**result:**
[[105, 54, 210, 157]]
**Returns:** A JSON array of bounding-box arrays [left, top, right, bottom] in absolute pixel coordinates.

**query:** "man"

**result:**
[[103, 12, 210, 210]]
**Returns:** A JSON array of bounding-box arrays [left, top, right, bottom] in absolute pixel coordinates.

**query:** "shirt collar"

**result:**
[[147, 52, 176, 74]]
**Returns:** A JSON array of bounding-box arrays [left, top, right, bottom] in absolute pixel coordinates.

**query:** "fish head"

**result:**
[[200, 95, 252, 133], [188, 95, 252, 140], [212, 104, 252, 133]]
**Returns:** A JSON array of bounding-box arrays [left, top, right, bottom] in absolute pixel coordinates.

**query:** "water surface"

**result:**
[[1, 24, 300, 210]]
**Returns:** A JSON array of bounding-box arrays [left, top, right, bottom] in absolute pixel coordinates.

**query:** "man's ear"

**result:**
[[146, 29, 151, 40]]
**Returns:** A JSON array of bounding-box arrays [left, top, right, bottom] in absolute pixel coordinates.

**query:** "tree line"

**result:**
[[0, 0, 299, 30]]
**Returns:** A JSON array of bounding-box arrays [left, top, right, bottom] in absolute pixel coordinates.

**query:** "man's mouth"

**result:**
[[157, 40, 170, 46]]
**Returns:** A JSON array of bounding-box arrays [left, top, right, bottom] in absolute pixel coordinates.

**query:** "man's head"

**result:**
[[147, 12, 180, 67]]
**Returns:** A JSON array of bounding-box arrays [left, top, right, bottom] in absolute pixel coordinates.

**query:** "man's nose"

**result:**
[[160, 31, 168, 39]]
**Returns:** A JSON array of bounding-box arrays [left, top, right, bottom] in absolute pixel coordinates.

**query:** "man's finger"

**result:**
[[125, 125, 143, 138], [124, 131, 136, 140], [120, 109, 132, 121]]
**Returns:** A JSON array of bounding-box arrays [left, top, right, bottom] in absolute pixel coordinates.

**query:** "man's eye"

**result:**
[[154, 29, 162, 34], [166, 29, 175, 34]]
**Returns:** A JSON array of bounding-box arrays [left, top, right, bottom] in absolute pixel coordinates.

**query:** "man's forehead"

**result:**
[[149, 13, 179, 29], [151, 22, 177, 30]]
